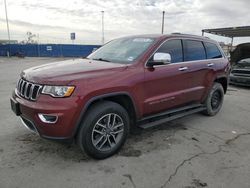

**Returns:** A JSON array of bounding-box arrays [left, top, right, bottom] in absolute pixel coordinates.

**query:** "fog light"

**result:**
[[38, 114, 58, 124]]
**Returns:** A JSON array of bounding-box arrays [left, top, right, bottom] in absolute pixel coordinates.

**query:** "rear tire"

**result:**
[[77, 101, 129, 159], [203, 82, 224, 116]]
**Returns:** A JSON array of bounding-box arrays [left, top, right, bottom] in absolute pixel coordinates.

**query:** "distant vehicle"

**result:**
[[230, 58, 250, 86], [230, 43, 250, 64], [10, 34, 230, 159]]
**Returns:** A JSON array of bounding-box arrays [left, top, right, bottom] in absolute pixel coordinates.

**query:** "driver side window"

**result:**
[[155, 39, 183, 63]]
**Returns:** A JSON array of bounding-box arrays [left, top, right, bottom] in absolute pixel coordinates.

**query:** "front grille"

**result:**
[[231, 69, 250, 76], [17, 78, 42, 101]]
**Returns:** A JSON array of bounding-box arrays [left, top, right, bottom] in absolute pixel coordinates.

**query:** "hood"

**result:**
[[21, 58, 128, 84], [233, 63, 250, 69], [230, 43, 250, 63], [232, 58, 250, 69]]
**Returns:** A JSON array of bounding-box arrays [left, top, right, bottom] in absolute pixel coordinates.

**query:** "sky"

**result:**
[[0, 0, 250, 45]]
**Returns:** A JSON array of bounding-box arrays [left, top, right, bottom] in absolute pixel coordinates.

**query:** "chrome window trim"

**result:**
[[145, 37, 226, 68]]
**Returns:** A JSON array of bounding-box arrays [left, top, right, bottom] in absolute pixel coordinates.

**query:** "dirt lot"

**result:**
[[0, 57, 250, 188]]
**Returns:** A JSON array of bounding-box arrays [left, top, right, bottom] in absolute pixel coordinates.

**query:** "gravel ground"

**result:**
[[0, 57, 250, 188]]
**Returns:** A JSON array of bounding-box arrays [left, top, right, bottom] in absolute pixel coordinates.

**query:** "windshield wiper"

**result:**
[[92, 58, 110, 62]]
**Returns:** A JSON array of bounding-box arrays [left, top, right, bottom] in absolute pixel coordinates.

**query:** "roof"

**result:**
[[123, 33, 211, 41], [202, 26, 250, 38]]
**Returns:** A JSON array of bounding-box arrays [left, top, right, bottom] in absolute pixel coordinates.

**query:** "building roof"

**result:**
[[0, 39, 18, 44], [202, 26, 250, 38]]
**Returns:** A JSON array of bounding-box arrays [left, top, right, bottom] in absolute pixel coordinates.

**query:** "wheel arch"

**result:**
[[214, 76, 228, 94], [73, 92, 138, 138]]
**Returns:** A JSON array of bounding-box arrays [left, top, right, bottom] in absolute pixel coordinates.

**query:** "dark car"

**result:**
[[230, 58, 250, 86], [230, 43, 250, 64], [10, 34, 230, 159]]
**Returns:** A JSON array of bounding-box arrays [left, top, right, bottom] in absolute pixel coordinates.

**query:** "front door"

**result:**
[[143, 39, 190, 116]]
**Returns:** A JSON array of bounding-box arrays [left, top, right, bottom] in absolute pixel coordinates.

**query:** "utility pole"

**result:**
[[161, 11, 165, 34], [230, 37, 234, 53], [4, 0, 11, 57], [101, 11, 104, 45], [37, 33, 40, 57]]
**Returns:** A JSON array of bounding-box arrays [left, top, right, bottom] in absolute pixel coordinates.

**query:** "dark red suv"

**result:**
[[11, 34, 230, 159]]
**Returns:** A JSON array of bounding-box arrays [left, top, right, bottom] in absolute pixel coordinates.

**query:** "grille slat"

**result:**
[[31, 85, 40, 100], [17, 79, 21, 91], [18, 80, 22, 91], [26, 83, 32, 99], [16, 79, 42, 101], [29, 84, 34, 98], [232, 69, 250, 76], [20, 81, 25, 96]]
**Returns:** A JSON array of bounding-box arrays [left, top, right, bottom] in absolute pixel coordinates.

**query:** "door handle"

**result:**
[[178, 67, 188, 71], [207, 63, 214, 67]]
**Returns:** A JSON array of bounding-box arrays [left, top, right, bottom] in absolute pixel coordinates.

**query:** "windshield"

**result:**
[[87, 37, 155, 64]]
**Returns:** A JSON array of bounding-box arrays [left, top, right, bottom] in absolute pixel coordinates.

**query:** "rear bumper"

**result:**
[[11, 89, 82, 141], [230, 74, 250, 86]]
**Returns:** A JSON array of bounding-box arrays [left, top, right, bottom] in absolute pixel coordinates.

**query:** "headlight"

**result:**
[[41, 86, 75, 97]]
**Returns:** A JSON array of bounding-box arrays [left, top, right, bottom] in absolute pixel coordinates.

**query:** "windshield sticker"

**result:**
[[127, 56, 134, 61], [133, 38, 153, 43]]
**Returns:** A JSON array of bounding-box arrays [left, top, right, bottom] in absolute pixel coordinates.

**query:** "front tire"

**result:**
[[77, 101, 129, 159], [203, 82, 224, 116]]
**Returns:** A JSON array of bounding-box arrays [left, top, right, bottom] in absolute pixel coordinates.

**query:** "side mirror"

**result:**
[[147, 52, 171, 67]]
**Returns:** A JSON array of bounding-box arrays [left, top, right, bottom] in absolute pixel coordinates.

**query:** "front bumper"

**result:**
[[230, 74, 250, 86], [11, 89, 82, 140]]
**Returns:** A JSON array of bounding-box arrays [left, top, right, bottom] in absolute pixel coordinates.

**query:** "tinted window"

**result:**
[[183, 40, 206, 61], [156, 40, 183, 63], [204, 42, 223, 59]]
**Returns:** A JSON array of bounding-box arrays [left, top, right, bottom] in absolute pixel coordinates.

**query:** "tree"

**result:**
[[20, 32, 38, 44]]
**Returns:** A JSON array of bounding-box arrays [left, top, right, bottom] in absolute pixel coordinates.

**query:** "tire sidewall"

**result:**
[[78, 101, 129, 159], [205, 83, 224, 116]]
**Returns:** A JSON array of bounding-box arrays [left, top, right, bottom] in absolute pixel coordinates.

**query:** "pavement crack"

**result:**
[[225, 132, 250, 145], [160, 132, 250, 187], [188, 127, 225, 141], [123, 174, 136, 188], [160, 145, 224, 188]]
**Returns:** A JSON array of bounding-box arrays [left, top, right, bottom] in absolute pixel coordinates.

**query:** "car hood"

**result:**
[[230, 43, 250, 63], [21, 58, 128, 84], [232, 63, 250, 69]]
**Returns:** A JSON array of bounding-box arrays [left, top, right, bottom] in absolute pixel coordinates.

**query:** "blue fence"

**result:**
[[0, 44, 101, 57]]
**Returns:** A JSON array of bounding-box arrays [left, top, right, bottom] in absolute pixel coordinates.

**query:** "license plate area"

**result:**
[[10, 98, 21, 116]]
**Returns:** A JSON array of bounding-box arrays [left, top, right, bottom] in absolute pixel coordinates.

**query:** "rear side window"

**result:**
[[183, 40, 206, 61], [204, 42, 223, 59], [156, 40, 183, 63]]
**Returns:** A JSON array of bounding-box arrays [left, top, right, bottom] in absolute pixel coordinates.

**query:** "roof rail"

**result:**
[[171, 32, 210, 39]]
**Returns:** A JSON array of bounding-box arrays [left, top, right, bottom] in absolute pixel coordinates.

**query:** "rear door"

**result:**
[[182, 40, 222, 102]]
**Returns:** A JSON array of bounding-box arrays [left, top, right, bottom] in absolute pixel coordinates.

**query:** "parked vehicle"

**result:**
[[10, 34, 230, 159], [230, 43, 250, 64], [230, 58, 250, 86]]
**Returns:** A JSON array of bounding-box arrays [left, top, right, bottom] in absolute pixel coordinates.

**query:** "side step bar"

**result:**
[[137, 105, 206, 129]]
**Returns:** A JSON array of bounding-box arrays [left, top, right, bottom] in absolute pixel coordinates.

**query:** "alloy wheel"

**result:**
[[91, 113, 124, 152]]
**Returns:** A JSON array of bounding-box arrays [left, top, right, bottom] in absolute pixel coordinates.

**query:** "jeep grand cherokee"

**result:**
[[11, 34, 230, 159]]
